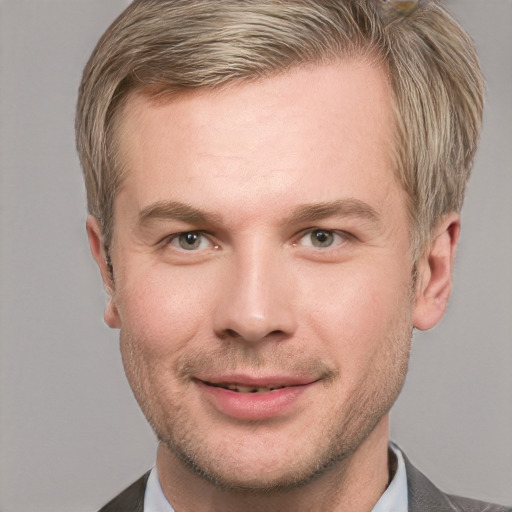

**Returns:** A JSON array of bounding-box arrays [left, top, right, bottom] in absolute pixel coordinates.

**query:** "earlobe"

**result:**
[[412, 213, 461, 331], [86, 215, 121, 329]]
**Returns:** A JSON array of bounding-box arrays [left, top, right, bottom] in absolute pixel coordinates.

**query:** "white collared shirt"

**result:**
[[144, 444, 408, 512]]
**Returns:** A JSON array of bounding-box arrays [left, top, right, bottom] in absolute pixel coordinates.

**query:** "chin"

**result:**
[[156, 420, 361, 494]]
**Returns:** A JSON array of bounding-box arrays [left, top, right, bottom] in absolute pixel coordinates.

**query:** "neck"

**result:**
[[156, 416, 391, 512]]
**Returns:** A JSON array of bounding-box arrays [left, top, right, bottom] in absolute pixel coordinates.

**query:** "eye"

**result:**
[[168, 231, 213, 251], [299, 229, 346, 248]]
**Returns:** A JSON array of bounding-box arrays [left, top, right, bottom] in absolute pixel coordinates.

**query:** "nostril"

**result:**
[[220, 328, 241, 340]]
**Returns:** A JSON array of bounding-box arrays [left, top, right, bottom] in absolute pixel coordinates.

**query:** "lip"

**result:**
[[194, 374, 319, 421]]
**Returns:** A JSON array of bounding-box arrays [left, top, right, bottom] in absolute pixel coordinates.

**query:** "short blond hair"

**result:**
[[76, 0, 484, 257]]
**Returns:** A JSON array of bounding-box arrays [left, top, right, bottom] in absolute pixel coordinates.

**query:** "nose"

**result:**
[[213, 242, 297, 344]]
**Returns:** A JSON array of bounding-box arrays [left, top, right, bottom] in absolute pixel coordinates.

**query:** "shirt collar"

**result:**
[[371, 443, 409, 512], [144, 466, 173, 512]]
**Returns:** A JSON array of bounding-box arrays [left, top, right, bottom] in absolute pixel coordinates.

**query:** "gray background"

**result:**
[[0, 1, 511, 511]]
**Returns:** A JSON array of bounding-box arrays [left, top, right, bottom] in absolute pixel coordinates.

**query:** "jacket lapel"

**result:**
[[404, 453, 458, 512], [98, 471, 150, 512]]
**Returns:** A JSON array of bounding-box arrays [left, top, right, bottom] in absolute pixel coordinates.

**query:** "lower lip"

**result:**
[[195, 381, 314, 421]]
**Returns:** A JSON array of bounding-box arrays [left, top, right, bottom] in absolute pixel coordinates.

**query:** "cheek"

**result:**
[[114, 264, 218, 354], [115, 266, 219, 410], [296, 261, 413, 360]]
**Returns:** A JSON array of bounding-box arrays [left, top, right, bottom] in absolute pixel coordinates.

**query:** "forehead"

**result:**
[[115, 61, 401, 225]]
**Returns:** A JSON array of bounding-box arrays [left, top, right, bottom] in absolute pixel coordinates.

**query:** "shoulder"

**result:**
[[403, 451, 511, 512], [98, 471, 150, 512]]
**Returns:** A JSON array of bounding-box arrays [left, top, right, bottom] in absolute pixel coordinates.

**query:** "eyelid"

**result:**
[[294, 228, 353, 248]]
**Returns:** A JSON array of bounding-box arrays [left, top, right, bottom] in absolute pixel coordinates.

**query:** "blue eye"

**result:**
[[170, 232, 212, 251]]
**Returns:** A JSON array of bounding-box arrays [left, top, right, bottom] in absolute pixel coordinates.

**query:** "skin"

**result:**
[[88, 60, 459, 512]]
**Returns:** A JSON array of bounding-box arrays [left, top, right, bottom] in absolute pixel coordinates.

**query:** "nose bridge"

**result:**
[[214, 235, 295, 342]]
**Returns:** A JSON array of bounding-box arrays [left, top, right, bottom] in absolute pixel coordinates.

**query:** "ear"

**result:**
[[86, 215, 121, 329], [412, 212, 461, 331]]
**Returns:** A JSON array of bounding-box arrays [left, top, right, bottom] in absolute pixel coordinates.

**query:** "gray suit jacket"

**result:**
[[98, 452, 511, 512]]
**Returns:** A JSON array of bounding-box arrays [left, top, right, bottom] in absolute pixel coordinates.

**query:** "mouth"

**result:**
[[194, 375, 321, 420], [201, 381, 291, 394]]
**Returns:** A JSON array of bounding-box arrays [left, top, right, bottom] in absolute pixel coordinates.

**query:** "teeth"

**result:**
[[215, 383, 286, 393]]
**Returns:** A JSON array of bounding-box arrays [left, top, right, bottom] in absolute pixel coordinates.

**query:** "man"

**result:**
[[75, 1, 510, 511]]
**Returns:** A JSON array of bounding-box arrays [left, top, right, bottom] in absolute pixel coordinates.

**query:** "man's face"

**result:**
[[100, 62, 419, 489]]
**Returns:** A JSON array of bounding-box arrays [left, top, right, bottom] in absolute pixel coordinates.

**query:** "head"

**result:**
[[77, 0, 484, 499]]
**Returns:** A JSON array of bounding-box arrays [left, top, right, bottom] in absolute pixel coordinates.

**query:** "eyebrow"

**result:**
[[287, 199, 381, 225], [138, 200, 222, 226], [137, 198, 381, 229]]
